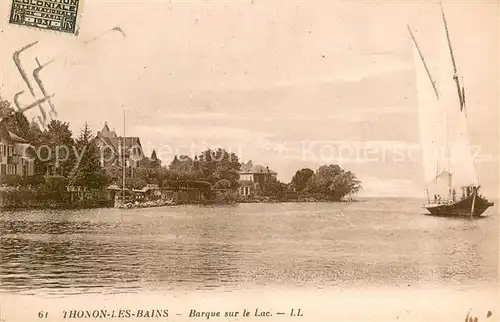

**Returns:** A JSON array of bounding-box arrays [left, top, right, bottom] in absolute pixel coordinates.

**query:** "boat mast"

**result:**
[[440, 2, 465, 111], [407, 25, 439, 100], [442, 2, 479, 192], [439, 2, 460, 196]]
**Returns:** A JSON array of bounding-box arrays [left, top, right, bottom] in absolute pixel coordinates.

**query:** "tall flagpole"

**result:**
[[122, 108, 125, 201]]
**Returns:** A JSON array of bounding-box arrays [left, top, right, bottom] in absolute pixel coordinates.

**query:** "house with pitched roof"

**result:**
[[96, 122, 144, 168], [238, 160, 278, 196], [0, 119, 34, 176]]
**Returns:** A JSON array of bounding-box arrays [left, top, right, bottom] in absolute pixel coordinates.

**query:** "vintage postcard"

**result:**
[[0, 0, 498, 321]]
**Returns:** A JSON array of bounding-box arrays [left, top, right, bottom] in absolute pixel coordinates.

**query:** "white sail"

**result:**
[[448, 101, 478, 188], [411, 5, 478, 199], [436, 6, 478, 190], [411, 30, 449, 192]]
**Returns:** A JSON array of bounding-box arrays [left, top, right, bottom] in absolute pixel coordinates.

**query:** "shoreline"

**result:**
[[2, 196, 452, 211], [0, 198, 362, 211]]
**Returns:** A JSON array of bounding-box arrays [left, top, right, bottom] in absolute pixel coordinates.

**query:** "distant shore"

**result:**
[[0, 197, 366, 211]]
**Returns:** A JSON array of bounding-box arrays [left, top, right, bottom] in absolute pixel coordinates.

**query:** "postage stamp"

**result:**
[[8, 0, 81, 34]]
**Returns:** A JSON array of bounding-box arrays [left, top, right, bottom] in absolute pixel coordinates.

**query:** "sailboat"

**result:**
[[408, 3, 494, 217]]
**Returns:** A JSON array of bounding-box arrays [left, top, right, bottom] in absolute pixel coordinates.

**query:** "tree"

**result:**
[[336, 170, 362, 197], [104, 164, 122, 184], [240, 160, 254, 171], [169, 155, 194, 173], [302, 164, 362, 201], [0, 98, 15, 120], [197, 148, 241, 187], [214, 179, 232, 189], [38, 120, 76, 177], [0, 99, 32, 139], [291, 168, 314, 192], [69, 123, 108, 189], [262, 178, 287, 199], [162, 148, 241, 197], [28, 119, 43, 144], [39, 175, 68, 202], [125, 175, 147, 190], [166, 155, 202, 184]]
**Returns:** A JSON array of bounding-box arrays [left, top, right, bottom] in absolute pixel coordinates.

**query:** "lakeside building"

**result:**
[[96, 122, 144, 169], [238, 161, 277, 197], [0, 119, 34, 176]]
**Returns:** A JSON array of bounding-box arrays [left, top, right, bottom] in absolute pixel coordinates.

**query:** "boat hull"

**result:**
[[424, 194, 494, 217]]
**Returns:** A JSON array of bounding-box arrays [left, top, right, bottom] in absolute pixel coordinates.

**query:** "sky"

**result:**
[[0, 0, 498, 197]]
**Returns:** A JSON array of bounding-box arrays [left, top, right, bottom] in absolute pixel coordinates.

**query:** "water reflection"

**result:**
[[190, 211, 241, 289], [0, 200, 498, 296]]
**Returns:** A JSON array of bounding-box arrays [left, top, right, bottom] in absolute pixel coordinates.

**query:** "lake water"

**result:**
[[1, 198, 497, 297]]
